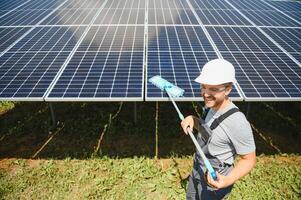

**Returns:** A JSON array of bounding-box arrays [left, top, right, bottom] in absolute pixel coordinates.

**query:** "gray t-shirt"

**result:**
[[204, 102, 256, 165]]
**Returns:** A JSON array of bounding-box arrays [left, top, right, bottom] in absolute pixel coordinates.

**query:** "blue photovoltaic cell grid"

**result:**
[[41, 9, 99, 25], [0, 0, 29, 10], [206, 27, 282, 53], [77, 26, 144, 52], [8, 26, 87, 52], [0, 11, 7, 17], [0, 9, 55, 26], [148, 26, 213, 52], [262, 28, 301, 54], [266, 1, 301, 12], [208, 26, 301, 99], [0, 25, 88, 99], [0, 0, 301, 101], [282, 11, 301, 25], [0, 27, 30, 52], [94, 9, 145, 25], [14, 0, 60, 10], [147, 26, 241, 100], [0, 0, 64, 26], [190, 0, 252, 26], [103, 0, 145, 9], [148, 8, 198, 25], [226, 0, 275, 11], [222, 52, 301, 98], [0, 52, 70, 99], [148, 0, 197, 25], [47, 26, 144, 99], [59, 0, 106, 9], [226, 0, 301, 27], [241, 10, 301, 27], [47, 51, 144, 99], [149, 0, 190, 9], [195, 9, 251, 26], [190, 0, 233, 10]]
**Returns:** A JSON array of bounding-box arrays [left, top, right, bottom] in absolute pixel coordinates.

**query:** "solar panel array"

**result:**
[[0, 0, 300, 101]]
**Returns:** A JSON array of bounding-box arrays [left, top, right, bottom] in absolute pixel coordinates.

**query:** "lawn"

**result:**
[[0, 155, 300, 199], [0, 102, 300, 199]]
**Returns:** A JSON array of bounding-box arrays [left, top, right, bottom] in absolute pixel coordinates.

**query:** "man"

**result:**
[[181, 59, 256, 199]]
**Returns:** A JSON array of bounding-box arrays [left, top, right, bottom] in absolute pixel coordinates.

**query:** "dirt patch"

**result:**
[[26, 159, 44, 168], [0, 158, 16, 171], [155, 159, 173, 171], [258, 155, 301, 165]]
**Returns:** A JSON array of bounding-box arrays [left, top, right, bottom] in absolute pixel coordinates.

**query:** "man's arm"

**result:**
[[207, 151, 256, 189]]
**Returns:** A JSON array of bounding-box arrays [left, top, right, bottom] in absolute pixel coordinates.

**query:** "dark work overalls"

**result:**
[[186, 107, 240, 200]]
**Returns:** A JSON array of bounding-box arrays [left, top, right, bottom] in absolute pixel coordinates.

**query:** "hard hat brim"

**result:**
[[194, 74, 237, 85]]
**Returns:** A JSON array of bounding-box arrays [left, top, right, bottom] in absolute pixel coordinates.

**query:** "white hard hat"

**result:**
[[194, 59, 237, 85]]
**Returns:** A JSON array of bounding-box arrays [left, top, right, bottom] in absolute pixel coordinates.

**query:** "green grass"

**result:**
[[0, 102, 300, 199], [0, 155, 300, 200]]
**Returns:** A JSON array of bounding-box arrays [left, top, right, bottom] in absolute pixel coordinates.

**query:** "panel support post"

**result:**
[[134, 102, 137, 124], [48, 103, 57, 131], [246, 102, 251, 118]]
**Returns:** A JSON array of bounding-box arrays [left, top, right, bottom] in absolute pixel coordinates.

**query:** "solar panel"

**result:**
[[148, 8, 198, 25], [241, 10, 300, 27], [262, 28, 301, 55], [266, 0, 301, 12], [226, 0, 275, 11], [190, 0, 233, 10], [222, 52, 301, 99], [0, 27, 30, 52], [207, 27, 281, 52], [46, 51, 144, 100], [149, 0, 189, 9], [0, 0, 300, 102], [59, 0, 107, 9], [41, 9, 99, 25], [46, 25, 144, 101], [147, 0, 197, 25], [0, 0, 30, 11], [0, 25, 88, 100], [0, 52, 70, 100], [281, 11, 301, 25], [195, 9, 252, 26], [207, 26, 301, 100], [17, 0, 61, 10], [146, 25, 242, 101], [102, 0, 145, 9], [94, 8, 145, 25], [0, 10, 56, 26], [78, 26, 144, 52]]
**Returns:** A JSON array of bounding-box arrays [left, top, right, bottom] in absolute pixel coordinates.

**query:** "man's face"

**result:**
[[201, 84, 232, 110]]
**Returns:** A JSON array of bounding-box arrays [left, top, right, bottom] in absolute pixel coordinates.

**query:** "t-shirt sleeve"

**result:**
[[228, 113, 256, 155]]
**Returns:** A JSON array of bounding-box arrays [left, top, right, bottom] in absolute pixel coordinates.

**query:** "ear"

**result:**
[[225, 85, 232, 96]]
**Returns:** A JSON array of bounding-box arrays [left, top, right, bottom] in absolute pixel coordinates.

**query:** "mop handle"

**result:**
[[166, 91, 217, 181]]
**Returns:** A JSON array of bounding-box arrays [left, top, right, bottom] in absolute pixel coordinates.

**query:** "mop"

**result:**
[[149, 75, 217, 181]]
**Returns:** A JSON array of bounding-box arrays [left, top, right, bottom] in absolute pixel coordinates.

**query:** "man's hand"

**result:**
[[181, 115, 198, 134], [206, 152, 256, 189], [206, 172, 232, 189]]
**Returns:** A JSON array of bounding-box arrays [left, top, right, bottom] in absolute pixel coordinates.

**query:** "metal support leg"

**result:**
[[134, 102, 137, 124], [48, 103, 57, 131], [246, 102, 251, 118]]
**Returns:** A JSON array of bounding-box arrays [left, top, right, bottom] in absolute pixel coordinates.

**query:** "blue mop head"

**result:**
[[149, 75, 185, 97]]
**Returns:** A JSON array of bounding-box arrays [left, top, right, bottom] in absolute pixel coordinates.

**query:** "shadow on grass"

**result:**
[[0, 102, 300, 160]]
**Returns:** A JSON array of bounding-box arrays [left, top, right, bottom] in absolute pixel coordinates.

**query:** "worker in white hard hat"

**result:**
[[181, 59, 256, 200]]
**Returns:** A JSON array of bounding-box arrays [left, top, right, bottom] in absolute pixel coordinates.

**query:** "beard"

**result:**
[[203, 94, 226, 111]]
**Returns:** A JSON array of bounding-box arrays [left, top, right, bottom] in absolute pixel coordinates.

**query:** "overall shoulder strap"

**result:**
[[210, 107, 240, 130]]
